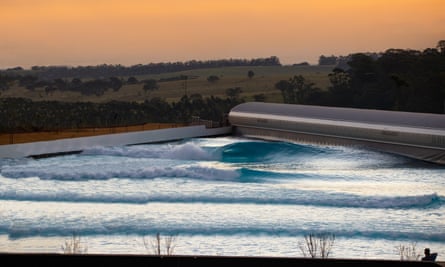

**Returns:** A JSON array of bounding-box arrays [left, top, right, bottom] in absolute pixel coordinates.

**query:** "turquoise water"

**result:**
[[0, 137, 444, 259]]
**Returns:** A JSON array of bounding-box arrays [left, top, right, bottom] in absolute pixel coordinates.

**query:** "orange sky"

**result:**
[[1, 0, 444, 68]]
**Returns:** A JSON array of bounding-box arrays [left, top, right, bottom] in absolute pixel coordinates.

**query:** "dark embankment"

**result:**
[[0, 253, 442, 267]]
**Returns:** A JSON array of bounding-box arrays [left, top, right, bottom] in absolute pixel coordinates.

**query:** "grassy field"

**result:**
[[1, 65, 334, 103], [0, 65, 334, 144]]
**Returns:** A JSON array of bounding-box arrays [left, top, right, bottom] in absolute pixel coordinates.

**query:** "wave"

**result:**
[[221, 140, 418, 169], [0, 164, 241, 181], [219, 140, 325, 163], [3, 223, 444, 242], [0, 182, 441, 209], [80, 140, 330, 163], [1, 139, 410, 179], [0, 146, 306, 181], [0, 162, 307, 183], [81, 142, 220, 161]]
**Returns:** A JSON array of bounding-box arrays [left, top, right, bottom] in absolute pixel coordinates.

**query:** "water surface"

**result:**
[[0, 137, 443, 260]]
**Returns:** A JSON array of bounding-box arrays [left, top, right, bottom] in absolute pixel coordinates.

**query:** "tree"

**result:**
[[247, 70, 255, 79], [81, 79, 109, 96], [253, 93, 266, 102], [109, 76, 123, 91], [275, 75, 317, 104], [0, 74, 14, 91], [389, 74, 409, 111], [207, 75, 219, 83], [275, 80, 292, 103], [226, 87, 242, 100], [127, 76, 138, 84], [19, 75, 38, 90], [172, 95, 193, 123], [437, 40, 445, 54], [53, 78, 68, 91], [319, 55, 338, 65], [71, 78, 82, 90], [143, 79, 159, 95], [327, 68, 354, 107], [340, 47, 445, 113], [45, 85, 57, 96]]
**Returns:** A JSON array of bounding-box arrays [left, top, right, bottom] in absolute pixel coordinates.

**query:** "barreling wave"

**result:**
[[0, 142, 306, 181], [217, 140, 409, 168], [80, 140, 330, 163], [219, 140, 325, 163], [1, 139, 408, 181]]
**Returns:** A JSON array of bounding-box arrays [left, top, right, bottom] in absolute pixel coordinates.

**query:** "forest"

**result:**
[[0, 42, 444, 133], [276, 43, 445, 113]]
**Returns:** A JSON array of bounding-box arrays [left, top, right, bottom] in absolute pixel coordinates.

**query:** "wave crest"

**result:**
[[3, 223, 444, 242], [0, 164, 239, 181], [81, 142, 219, 161]]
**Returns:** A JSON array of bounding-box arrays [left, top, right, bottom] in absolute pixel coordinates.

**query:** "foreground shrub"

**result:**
[[61, 233, 88, 254], [299, 232, 335, 258], [143, 232, 178, 255]]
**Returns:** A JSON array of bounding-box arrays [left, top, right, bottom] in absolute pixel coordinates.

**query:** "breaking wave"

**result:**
[[1, 164, 240, 181], [3, 222, 445, 242], [1, 137, 444, 253]]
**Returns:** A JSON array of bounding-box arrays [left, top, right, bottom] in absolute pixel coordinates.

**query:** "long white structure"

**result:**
[[0, 125, 232, 158], [229, 102, 445, 165], [2, 102, 444, 165]]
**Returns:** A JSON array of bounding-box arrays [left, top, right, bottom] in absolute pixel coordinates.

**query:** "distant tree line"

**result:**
[[2, 56, 281, 80], [0, 56, 279, 97], [0, 73, 232, 98], [1, 42, 444, 134], [278, 40, 445, 114], [0, 94, 243, 133], [0, 74, 127, 97]]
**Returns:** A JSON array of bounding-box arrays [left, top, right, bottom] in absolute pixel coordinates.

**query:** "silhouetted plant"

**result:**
[[143, 232, 178, 255], [61, 233, 88, 254], [396, 242, 421, 261], [299, 232, 335, 258]]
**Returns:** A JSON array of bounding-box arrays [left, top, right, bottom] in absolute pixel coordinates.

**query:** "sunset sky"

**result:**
[[1, 0, 444, 69]]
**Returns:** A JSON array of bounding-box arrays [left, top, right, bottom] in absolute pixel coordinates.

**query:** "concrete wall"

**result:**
[[0, 125, 232, 158]]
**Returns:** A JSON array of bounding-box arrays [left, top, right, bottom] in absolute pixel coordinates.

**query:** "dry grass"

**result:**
[[61, 233, 88, 254], [396, 242, 421, 261], [134, 65, 332, 103], [1, 65, 333, 103]]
